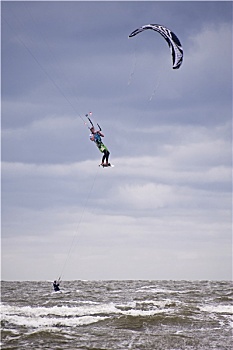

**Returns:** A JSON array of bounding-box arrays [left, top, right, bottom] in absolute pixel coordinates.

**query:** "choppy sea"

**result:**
[[1, 280, 232, 349]]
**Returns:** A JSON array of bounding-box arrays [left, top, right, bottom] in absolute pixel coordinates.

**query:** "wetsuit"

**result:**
[[53, 281, 60, 292], [93, 133, 110, 164]]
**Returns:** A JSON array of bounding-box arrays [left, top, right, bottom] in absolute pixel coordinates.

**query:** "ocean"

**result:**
[[1, 280, 232, 349]]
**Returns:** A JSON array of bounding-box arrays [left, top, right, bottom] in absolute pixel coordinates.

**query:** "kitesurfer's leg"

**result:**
[[102, 149, 110, 165], [105, 150, 110, 165], [99, 144, 110, 166], [101, 153, 106, 165]]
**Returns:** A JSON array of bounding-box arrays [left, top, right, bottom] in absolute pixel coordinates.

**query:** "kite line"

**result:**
[[2, 9, 103, 281], [2, 13, 88, 129], [57, 166, 100, 281]]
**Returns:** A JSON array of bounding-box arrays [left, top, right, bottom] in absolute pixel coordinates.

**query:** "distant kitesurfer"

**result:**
[[53, 280, 60, 292], [89, 126, 111, 167]]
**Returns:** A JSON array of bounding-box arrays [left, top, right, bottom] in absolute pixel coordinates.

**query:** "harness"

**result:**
[[94, 134, 108, 153]]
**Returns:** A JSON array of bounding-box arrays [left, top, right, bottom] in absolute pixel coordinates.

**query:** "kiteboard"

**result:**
[[99, 163, 114, 168], [51, 290, 71, 295]]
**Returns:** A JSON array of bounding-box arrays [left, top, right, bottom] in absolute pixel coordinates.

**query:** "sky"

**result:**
[[1, 1, 232, 281]]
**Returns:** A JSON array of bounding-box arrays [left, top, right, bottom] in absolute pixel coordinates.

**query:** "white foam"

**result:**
[[1, 299, 173, 330], [200, 305, 233, 314], [3, 313, 107, 328], [1, 302, 117, 319], [136, 287, 178, 294], [1, 303, 111, 329]]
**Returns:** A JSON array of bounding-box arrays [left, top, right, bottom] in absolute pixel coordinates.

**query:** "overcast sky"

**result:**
[[1, 1, 232, 281]]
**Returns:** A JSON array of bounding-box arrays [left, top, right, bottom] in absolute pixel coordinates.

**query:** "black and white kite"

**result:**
[[129, 24, 183, 69]]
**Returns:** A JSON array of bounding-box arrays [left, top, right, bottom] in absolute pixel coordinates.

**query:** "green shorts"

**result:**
[[97, 143, 108, 153]]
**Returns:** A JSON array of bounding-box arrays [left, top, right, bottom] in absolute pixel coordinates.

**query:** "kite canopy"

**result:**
[[129, 24, 183, 69]]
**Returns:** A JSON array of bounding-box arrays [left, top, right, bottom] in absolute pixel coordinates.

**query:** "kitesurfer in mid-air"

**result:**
[[53, 280, 60, 292], [89, 126, 111, 167]]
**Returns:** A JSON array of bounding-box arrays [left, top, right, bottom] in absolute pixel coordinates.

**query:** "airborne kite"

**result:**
[[129, 24, 183, 69]]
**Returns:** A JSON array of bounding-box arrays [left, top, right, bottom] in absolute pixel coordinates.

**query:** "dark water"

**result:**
[[1, 280, 232, 349]]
